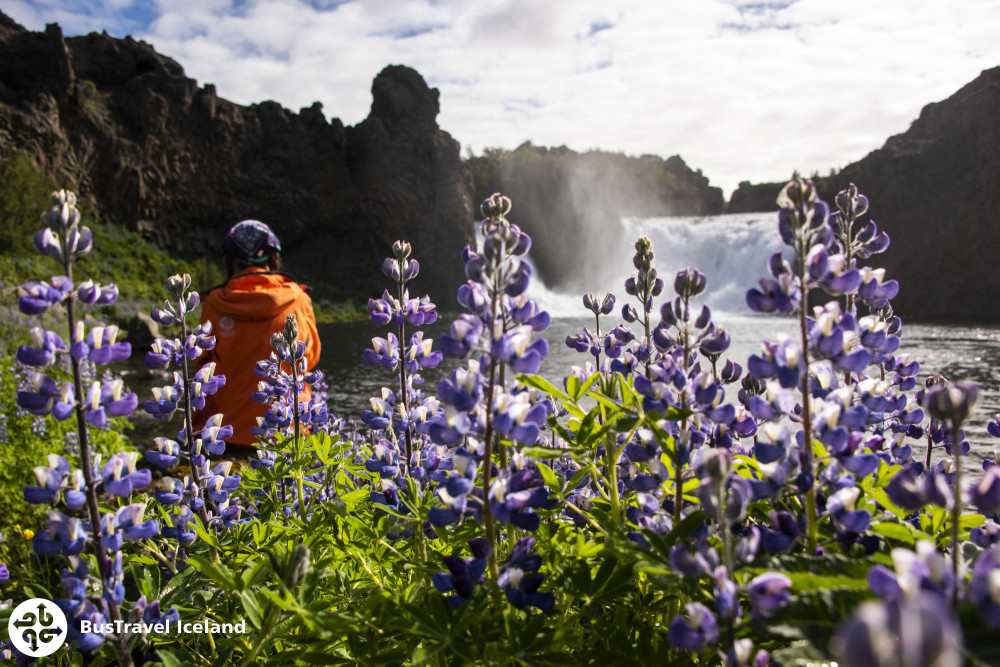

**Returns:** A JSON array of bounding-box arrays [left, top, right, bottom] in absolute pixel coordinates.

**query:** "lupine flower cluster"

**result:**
[[362, 240, 441, 473], [425, 194, 556, 579], [10, 191, 175, 665], [142, 273, 246, 534]]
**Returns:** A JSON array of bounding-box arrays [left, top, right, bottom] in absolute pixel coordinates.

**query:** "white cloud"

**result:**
[[9, 0, 1000, 194]]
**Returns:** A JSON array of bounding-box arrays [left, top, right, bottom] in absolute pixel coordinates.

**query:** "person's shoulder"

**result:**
[[272, 271, 312, 293]]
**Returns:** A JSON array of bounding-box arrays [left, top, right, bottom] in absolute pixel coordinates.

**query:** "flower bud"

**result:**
[[392, 240, 412, 261], [675, 268, 707, 299], [283, 314, 299, 343], [482, 193, 512, 220], [924, 380, 980, 427], [702, 448, 732, 483], [166, 274, 192, 298]]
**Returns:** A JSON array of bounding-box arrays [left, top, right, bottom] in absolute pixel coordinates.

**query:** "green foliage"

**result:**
[[313, 299, 367, 324], [0, 354, 130, 594], [0, 151, 64, 256]]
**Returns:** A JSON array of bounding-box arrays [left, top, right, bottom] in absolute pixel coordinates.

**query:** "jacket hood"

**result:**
[[203, 269, 307, 320]]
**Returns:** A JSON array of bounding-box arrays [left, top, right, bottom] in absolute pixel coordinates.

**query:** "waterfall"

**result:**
[[528, 211, 785, 317]]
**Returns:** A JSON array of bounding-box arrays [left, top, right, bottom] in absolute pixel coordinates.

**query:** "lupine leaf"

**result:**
[[516, 373, 571, 402]]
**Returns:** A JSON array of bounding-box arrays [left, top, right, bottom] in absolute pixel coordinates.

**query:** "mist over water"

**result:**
[[527, 212, 784, 317]]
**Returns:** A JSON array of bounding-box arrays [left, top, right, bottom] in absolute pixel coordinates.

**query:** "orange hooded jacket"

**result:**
[[195, 268, 321, 449]]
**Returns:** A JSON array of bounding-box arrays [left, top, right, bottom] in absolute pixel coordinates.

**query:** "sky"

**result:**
[[6, 0, 1000, 195]]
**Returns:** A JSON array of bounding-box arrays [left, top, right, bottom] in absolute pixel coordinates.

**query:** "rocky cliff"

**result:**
[[726, 66, 1000, 324], [0, 13, 473, 302], [467, 143, 725, 292]]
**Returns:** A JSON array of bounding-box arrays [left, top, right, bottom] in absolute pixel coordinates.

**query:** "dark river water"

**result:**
[[119, 313, 1000, 474]]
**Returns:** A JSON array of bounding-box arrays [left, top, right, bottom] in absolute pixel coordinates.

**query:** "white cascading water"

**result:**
[[527, 211, 785, 318]]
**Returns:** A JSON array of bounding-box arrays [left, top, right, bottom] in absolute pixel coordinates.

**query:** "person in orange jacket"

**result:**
[[195, 220, 321, 453]]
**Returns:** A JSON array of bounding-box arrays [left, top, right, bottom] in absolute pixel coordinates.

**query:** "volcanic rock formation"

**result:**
[[0, 12, 473, 302], [727, 66, 1000, 323]]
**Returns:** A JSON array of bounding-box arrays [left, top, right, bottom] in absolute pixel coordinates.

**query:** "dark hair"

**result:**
[[226, 248, 282, 277]]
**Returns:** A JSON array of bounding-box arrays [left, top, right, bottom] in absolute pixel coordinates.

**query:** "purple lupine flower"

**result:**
[[161, 507, 197, 543], [404, 295, 437, 326], [75, 279, 118, 307], [402, 331, 442, 374], [360, 393, 393, 430], [101, 452, 152, 497], [19, 278, 72, 315], [16, 326, 66, 367], [367, 291, 397, 325], [63, 469, 87, 511], [509, 294, 550, 330], [746, 253, 801, 315], [971, 547, 1000, 628], [583, 291, 615, 315], [746, 572, 792, 620], [196, 413, 232, 456], [84, 379, 138, 428], [493, 392, 549, 446], [713, 567, 742, 622], [668, 602, 719, 651], [204, 461, 241, 504], [24, 454, 71, 504], [972, 520, 1000, 548], [145, 381, 181, 420], [670, 541, 719, 578], [826, 486, 872, 534], [146, 437, 182, 469], [365, 439, 402, 478], [748, 336, 805, 389], [154, 476, 187, 506], [727, 639, 770, 667], [923, 379, 980, 426], [490, 469, 549, 531], [55, 559, 106, 651], [82, 325, 131, 365], [432, 539, 490, 607], [762, 510, 801, 553], [491, 326, 549, 374], [831, 593, 962, 667], [498, 537, 553, 611], [972, 465, 1000, 514], [34, 511, 87, 556], [362, 334, 400, 371]]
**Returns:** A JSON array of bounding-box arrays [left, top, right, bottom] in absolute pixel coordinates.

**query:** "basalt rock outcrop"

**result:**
[[726, 66, 1000, 324], [0, 13, 473, 302], [467, 143, 724, 292]]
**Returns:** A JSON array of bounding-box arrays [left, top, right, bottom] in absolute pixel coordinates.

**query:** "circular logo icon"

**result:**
[[219, 316, 236, 332], [8, 598, 67, 658]]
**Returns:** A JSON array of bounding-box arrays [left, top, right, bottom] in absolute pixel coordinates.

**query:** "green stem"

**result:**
[[606, 433, 621, 527], [178, 314, 213, 526], [797, 243, 818, 554], [481, 352, 501, 587], [64, 256, 133, 666], [397, 279, 413, 474], [951, 424, 963, 608]]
